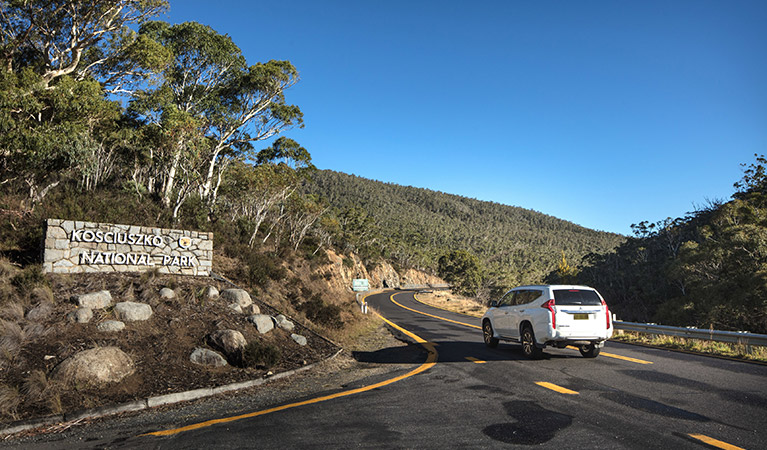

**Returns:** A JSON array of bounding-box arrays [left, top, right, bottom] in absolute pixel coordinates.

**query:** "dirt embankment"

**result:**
[[316, 250, 444, 291]]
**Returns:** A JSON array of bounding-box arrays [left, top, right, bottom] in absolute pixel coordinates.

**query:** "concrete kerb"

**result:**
[[0, 348, 344, 437], [0, 415, 64, 437]]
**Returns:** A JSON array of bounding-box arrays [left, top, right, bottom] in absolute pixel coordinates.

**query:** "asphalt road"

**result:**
[[6, 290, 767, 449]]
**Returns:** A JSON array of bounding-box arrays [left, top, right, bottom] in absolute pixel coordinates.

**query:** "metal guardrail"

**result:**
[[613, 321, 767, 347], [399, 283, 451, 291]]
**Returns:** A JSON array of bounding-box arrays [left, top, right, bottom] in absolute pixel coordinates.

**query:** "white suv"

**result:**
[[482, 285, 613, 359]]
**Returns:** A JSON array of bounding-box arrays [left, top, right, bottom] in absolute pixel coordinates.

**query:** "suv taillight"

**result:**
[[542, 299, 556, 328], [601, 298, 611, 329]]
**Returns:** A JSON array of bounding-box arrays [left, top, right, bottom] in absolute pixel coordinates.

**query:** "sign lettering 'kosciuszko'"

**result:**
[[43, 219, 213, 276]]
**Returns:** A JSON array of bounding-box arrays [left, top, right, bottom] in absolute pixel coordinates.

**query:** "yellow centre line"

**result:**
[[688, 434, 745, 450], [390, 295, 481, 330], [601, 351, 653, 365], [565, 346, 653, 365], [143, 293, 437, 438], [465, 357, 486, 364], [535, 382, 579, 395]]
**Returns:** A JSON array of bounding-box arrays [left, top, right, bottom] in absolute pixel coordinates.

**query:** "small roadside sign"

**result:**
[[352, 279, 369, 292]]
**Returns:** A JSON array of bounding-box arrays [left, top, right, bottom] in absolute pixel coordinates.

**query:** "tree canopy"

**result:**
[[1, 0, 318, 253], [575, 154, 767, 334]]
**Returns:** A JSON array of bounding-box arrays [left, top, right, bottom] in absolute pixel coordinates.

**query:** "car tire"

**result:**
[[521, 326, 543, 360], [483, 320, 499, 348], [579, 343, 601, 358]]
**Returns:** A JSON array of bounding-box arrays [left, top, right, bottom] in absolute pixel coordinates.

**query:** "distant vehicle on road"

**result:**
[[482, 285, 613, 359]]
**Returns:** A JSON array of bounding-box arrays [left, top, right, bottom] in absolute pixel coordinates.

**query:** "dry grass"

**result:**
[[0, 257, 22, 307], [0, 320, 24, 348], [327, 308, 381, 350], [612, 331, 767, 363], [0, 384, 21, 421], [21, 370, 49, 404], [414, 290, 487, 317], [0, 257, 19, 279], [22, 322, 52, 341], [118, 279, 136, 302], [29, 286, 53, 304], [0, 284, 15, 305], [0, 302, 24, 322]]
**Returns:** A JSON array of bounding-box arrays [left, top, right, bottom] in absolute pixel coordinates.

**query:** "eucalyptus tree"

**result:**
[[0, 0, 168, 89], [130, 21, 303, 212], [0, 0, 168, 204], [221, 160, 299, 247], [438, 250, 484, 297], [219, 137, 315, 247], [285, 194, 326, 251]]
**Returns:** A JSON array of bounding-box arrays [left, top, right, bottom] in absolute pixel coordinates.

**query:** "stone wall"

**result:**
[[43, 219, 213, 276]]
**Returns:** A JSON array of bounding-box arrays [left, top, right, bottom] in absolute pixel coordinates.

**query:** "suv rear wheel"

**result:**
[[578, 343, 601, 358], [483, 320, 499, 348], [521, 326, 543, 360]]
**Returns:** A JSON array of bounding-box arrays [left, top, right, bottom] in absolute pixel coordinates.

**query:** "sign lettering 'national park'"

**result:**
[[43, 219, 213, 276]]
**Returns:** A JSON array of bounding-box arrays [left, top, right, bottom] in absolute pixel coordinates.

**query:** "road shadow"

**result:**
[[352, 340, 584, 364], [352, 343, 428, 365]]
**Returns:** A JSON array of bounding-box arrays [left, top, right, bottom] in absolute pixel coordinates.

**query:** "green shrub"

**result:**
[[0, 218, 43, 265], [242, 341, 281, 369], [227, 246, 287, 288], [299, 294, 343, 329]]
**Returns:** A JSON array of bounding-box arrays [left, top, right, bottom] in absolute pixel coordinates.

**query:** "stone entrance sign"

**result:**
[[43, 219, 213, 276]]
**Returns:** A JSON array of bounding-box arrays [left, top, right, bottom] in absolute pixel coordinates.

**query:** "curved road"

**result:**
[[8, 290, 767, 448]]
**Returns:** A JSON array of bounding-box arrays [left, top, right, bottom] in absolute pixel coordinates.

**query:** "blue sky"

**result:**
[[164, 1, 766, 235]]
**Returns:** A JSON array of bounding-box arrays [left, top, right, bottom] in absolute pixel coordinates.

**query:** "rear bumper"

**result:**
[[541, 338, 608, 349], [538, 329, 613, 347]]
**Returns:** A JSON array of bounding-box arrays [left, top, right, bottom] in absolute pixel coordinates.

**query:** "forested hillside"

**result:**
[[307, 170, 624, 295], [575, 155, 767, 334]]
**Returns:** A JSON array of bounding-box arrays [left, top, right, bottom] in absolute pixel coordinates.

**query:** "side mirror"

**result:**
[[489, 300, 498, 308]]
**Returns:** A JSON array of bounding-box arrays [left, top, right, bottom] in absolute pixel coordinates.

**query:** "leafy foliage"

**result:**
[[576, 155, 767, 334], [438, 250, 483, 296]]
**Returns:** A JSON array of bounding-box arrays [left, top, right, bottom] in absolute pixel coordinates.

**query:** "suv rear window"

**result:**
[[553, 289, 602, 306]]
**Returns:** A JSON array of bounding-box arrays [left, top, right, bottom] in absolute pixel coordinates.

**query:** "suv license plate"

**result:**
[[573, 313, 589, 320]]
